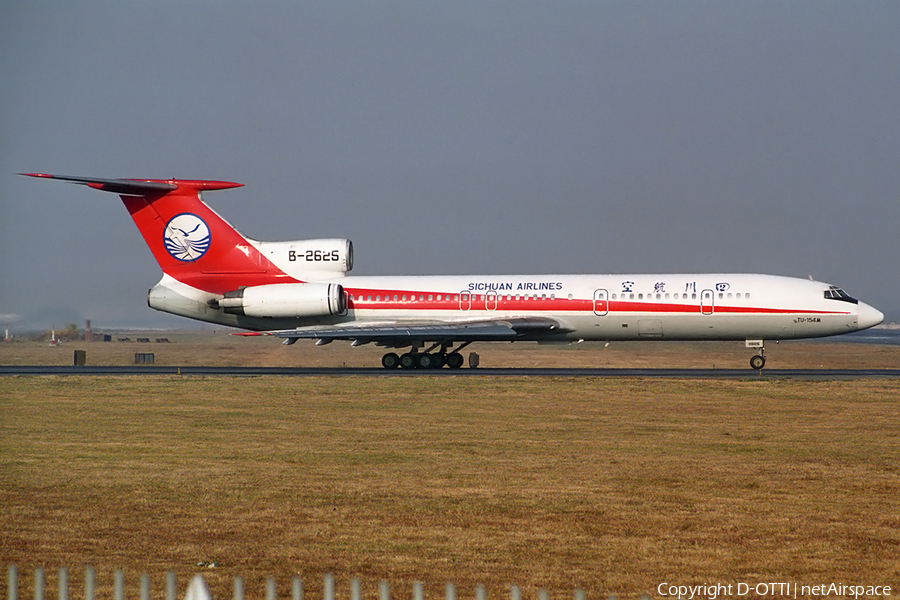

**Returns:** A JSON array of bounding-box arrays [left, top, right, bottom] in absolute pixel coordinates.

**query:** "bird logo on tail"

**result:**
[[163, 213, 211, 262]]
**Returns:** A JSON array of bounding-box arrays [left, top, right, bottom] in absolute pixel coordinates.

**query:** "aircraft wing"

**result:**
[[240, 316, 569, 348]]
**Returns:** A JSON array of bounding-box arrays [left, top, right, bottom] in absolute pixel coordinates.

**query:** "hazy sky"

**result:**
[[2, 2, 899, 329]]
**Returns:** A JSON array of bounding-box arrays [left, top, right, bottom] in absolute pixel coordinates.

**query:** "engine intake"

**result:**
[[216, 283, 345, 318]]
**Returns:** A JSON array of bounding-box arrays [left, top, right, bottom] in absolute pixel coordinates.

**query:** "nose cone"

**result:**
[[857, 302, 884, 330]]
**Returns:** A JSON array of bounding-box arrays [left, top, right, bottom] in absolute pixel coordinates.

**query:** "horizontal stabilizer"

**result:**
[[20, 173, 242, 195]]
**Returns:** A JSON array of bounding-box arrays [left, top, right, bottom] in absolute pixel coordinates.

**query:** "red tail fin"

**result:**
[[21, 174, 298, 294]]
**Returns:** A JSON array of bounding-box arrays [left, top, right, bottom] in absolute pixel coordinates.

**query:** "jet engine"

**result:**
[[216, 283, 346, 318]]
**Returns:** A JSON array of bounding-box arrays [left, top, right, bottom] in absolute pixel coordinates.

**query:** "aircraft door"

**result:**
[[485, 291, 498, 311], [459, 292, 471, 311], [593, 289, 608, 316], [701, 289, 714, 315]]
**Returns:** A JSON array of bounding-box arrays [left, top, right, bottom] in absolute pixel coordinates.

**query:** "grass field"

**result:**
[[2, 331, 900, 369], [2, 355, 900, 598]]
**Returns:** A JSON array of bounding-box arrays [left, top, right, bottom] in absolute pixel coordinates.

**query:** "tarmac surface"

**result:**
[[3, 365, 900, 378]]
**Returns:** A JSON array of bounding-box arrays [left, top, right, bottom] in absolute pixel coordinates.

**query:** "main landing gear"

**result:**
[[381, 351, 465, 369], [381, 342, 471, 369]]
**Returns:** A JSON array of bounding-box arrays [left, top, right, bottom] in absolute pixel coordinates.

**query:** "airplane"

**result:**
[[22, 173, 884, 370]]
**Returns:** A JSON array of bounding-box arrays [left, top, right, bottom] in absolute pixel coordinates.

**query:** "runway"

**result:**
[[2, 365, 900, 378]]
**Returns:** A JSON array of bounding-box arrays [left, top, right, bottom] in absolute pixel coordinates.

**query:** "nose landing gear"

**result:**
[[749, 352, 766, 370], [746, 339, 766, 371]]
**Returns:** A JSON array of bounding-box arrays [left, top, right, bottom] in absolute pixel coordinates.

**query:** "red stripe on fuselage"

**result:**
[[343, 289, 851, 315]]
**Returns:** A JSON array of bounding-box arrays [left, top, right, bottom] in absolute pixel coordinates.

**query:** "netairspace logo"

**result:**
[[656, 582, 892, 599]]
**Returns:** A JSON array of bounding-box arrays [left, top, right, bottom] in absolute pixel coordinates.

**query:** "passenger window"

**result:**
[[718, 293, 724, 299], [745, 293, 750, 299], [629, 293, 635, 300], [437, 295, 442, 301], [638, 293, 643, 300], [727, 293, 732, 299], [428, 295, 433, 301], [736, 293, 742, 299], [393, 295, 398, 301], [376, 295, 381, 301], [402, 295, 407, 301], [665, 293, 670, 299]]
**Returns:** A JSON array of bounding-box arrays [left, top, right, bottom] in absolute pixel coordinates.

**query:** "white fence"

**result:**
[[6, 567, 637, 600]]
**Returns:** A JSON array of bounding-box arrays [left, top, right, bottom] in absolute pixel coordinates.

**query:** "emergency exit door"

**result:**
[[593, 289, 608, 316], [701, 289, 715, 315]]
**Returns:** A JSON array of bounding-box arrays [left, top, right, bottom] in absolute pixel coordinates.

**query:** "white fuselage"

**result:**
[[149, 271, 881, 342]]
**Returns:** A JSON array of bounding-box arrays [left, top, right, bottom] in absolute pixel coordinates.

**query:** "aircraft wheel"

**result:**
[[432, 353, 446, 368], [750, 355, 766, 370], [417, 353, 436, 369], [381, 353, 400, 369], [446, 353, 464, 369], [400, 352, 417, 369]]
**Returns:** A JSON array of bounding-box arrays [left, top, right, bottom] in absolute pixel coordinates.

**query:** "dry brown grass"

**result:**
[[2, 373, 900, 599]]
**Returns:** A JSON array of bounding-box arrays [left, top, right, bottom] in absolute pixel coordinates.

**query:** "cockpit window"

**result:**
[[824, 286, 858, 304]]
